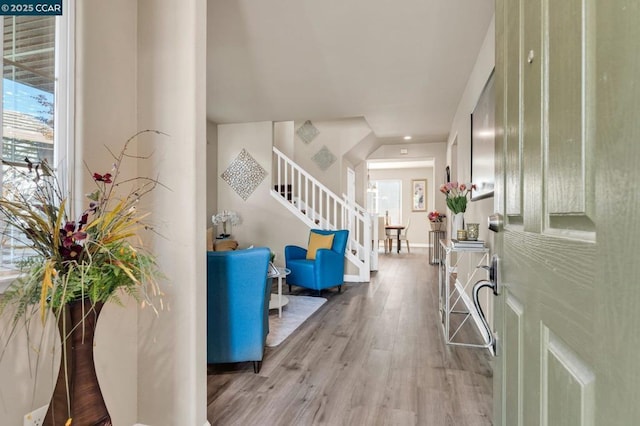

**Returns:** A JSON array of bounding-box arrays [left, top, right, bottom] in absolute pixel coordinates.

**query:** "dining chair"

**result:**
[[399, 218, 411, 253], [377, 216, 391, 253]]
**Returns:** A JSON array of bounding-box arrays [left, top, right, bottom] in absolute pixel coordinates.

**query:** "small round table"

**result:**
[[268, 266, 290, 318]]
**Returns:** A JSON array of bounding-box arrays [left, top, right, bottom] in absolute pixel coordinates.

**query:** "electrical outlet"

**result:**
[[24, 404, 48, 426]]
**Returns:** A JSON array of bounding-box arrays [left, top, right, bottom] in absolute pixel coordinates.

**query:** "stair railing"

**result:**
[[271, 146, 371, 282]]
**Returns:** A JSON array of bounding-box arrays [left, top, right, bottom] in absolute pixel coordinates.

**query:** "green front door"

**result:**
[[493, 0, 640, 424]]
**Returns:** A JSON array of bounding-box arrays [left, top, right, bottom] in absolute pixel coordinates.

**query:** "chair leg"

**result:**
[[288, 284, 292, 293], [253, 361, 262, 374], [406, 240, 410, 253], [338, 285, 342, 293]]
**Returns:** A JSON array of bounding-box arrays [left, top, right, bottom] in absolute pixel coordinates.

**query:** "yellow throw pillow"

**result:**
[[306, 232, 335, 260]]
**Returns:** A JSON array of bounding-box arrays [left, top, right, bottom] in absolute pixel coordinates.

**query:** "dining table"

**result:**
[[385, 225, 405, 253]]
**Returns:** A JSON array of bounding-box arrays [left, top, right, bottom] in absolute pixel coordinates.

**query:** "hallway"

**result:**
[[207, 248, 492, 425]]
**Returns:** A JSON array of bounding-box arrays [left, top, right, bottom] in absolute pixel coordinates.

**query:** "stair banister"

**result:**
[[272, 146, 371, 282]]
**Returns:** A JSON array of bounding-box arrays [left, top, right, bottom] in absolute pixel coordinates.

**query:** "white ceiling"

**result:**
[[207, 0, 494, 142]]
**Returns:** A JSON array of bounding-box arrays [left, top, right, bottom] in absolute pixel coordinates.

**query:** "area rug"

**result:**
[[266, 295, 327, 347]]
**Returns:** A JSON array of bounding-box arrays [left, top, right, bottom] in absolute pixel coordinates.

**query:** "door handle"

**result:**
[[477, 255, 499, 295], [488, 213, 503, 233]]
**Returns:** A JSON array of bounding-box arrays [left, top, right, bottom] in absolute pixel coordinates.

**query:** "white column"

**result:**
[[137, 0, 207, 425]]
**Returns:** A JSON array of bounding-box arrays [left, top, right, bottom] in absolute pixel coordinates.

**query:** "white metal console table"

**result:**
[[438, 239, 491, 349]]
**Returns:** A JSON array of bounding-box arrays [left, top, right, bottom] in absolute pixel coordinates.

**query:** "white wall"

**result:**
[[137, 1, 207, 425], [76, 4, 141, 422], [355, 161, 367, 207], [369, 167, 435, 246], [217, 122, 311, 262], [207, 120, 218, 223], [368, 141, 448, 216], [342, 156, 356, 202], [0, 2, 141, 424], [446, 16, 495, 326], [274, 121, 294, 158], [0, 308, 59, 424], [293, 118, 372, 197], [447, 17, 495, 227], [0, 2, 178, 424]]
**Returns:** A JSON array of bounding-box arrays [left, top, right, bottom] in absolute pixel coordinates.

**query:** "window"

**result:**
[[0, 13, 70, 269], [368, 179, 402, 225]]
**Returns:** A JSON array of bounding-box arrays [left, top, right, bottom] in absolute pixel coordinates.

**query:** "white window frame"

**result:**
[[369, 179, 403, 225], [0, 2, 74, 277], [55, 0, 75, 201]]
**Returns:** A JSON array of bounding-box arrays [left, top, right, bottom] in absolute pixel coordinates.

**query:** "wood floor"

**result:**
[[207, 248, 493, 425]]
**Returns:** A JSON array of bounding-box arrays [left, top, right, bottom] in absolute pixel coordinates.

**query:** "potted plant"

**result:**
[[0, 130, 165, 425], [439, 182, 476, 236], [427, 211, 446, 231], [211, 210, 241, 238]]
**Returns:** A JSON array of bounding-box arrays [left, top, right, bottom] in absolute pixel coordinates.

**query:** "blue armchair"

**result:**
[[285, 229, 349, 294], [207, 247, 271, 373]]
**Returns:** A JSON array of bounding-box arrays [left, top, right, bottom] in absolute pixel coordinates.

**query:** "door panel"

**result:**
[[495, 0, 600, 424], [542, 326, 595, 426], [546, 0, 586, 216], [521, 0, 543, 233], [504, 0, 522, 218], [501, 214, 596, 426], [595, 2, 640, 423], [505, 295, 523, 426], [545, 0, 596, 233]]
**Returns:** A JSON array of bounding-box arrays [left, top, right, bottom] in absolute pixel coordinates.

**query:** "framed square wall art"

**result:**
[[471, 68, 496, 201], [411, 179, 427, 211]]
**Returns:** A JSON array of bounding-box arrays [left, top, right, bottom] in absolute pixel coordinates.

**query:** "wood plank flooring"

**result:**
[[207, 248, 493, 425]]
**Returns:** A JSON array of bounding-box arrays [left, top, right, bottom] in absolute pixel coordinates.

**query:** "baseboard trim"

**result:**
[[135, 423, 210, 426], [344, 274, 367, 282]]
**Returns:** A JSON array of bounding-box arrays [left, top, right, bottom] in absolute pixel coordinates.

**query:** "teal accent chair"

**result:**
[[207, 247, 271, 373], [285, 229, 349, 294]]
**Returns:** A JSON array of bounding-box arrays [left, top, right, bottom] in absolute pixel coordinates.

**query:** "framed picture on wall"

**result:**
[[411, 179, 427, 211], [471, 68, 496, 201]]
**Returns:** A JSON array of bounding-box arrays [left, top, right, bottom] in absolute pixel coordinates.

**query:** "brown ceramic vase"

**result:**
[[43, 298, 111, 426]]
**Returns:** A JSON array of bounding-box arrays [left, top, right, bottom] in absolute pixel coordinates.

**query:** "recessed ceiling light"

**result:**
[[403, 135, 412, 140]]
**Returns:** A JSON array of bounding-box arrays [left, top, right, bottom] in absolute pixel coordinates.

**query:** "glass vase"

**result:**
[[467, 223, 480, 241]]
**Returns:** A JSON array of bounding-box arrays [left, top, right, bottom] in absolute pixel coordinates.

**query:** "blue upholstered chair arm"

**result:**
[[315, 248, 344, 286], [285, 244, 307, 260]]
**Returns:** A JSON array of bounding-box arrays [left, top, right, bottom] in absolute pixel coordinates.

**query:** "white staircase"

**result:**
[[271, 146, 372, 282]]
